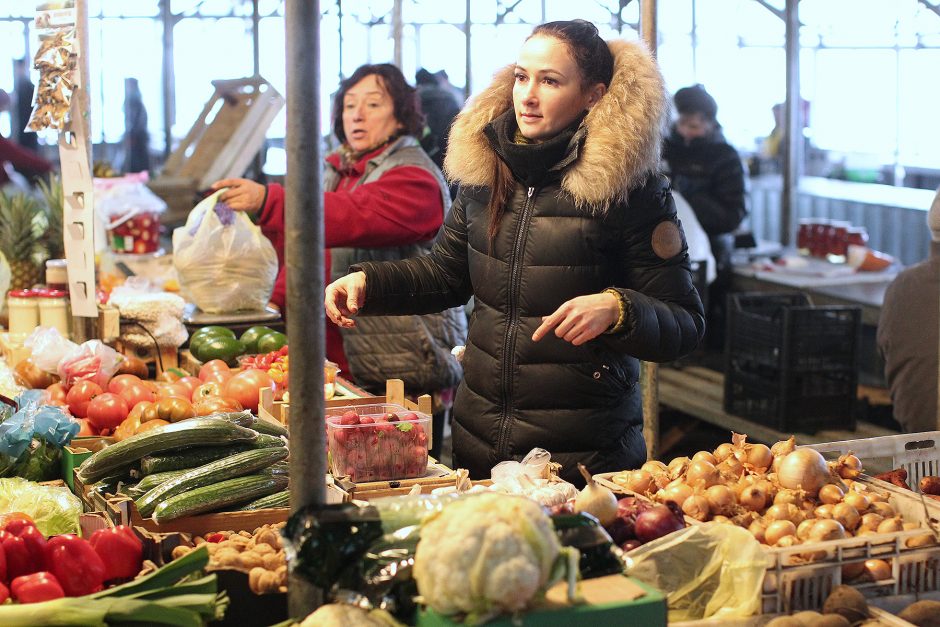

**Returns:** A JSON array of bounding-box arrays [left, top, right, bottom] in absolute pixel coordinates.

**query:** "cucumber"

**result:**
[[136, 447, 289, 517], [135, 468, 192, 493], [140, 444, 255, 475], [203, 410, 255, 428], [258, 461, 289, 476], [78, 418, 258, 483], [211, 410, 288, 438], [251, 433, 286, 448], [152, 474, 289, 523], [236, 490, 290, 511]]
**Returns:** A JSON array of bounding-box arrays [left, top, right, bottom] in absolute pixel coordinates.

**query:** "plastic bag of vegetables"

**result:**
[[0, 477, 82, 536], [0, 397, 79, 481]]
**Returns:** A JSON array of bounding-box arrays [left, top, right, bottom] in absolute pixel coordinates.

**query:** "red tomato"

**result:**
[[155, 383, 189, 400], [154, 397, 195, 422], [224, 369, 274, 412], [66, 381, 104, 418], [175, 376, 203, 400], [140, 380, 159, 393], [193, 396, 243, 416], [74, 418, 96, 436], [86, 393, 130, 431], [192, 382, 222, 400], [198, 359, 230, 380], [119, 383, 155, 409], [108, 375, 142, 395], [202, 370, 234, 386], [127, 401, 153, 423], [45, 383, 68, 404]]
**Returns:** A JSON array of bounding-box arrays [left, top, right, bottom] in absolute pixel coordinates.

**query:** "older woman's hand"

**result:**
[[325, 272, 368, 328], [210, 178, 266, 213], [532, 292, 620, 346]]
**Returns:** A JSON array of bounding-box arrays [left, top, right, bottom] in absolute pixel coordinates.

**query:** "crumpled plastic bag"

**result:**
[[624, 522, 770, 621], [0, 477, 82, 536], [56, 340, 124, 388], [24, 326, 78, 374], [94, 172, 166, 224], [488, 448, 578, 506], [0, 395, 79, 481], [173, 189, 278, 313]]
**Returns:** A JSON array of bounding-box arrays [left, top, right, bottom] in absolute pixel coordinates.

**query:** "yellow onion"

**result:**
[[717, 456, 745, 479], [705, 484, 736, 515], [766, 503, 801, 524], [660, 481, 694, 507], [712, 515, 732, 524], [765, 520, 797, 546], [775, 535, 801, 548], [692, 450, 718, 466], [837, 453, 863, 479], [641, 460, 667, 475], [771, 436, 796, 458], [859, 513, 885, 533], [667, 456, 690, 479], [686, 459, 721, 489], [774, 488, 805, 507], [842, 561, 866, 580], [746, 443, 773, 471], [797, 518, 816, 541], [877, 517, 904, 534], [757, 479, 777, 506], [776, 448, 831, 497], [870, 502, 896, 518], [843, 491, 871, 512], [739, 485, 766, 512], [864, 559, 892, 581], [748, 519, 768, 543], [714, 442, 735, 462], [818, 483, 844, 505], [623, 470, 656, 494], [903, 522, 920, 531], [809, 519, 847, 543], [682, 494, 711, 522], [832, 503, 861, 531]]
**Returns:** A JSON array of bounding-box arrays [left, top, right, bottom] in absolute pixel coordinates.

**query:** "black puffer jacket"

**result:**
[[352, 40, 705, 484]]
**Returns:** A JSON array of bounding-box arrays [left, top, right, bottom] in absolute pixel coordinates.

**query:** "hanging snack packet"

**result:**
[[28, 2, 78, 131]]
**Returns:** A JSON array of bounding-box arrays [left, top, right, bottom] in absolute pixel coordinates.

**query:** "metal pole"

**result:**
[[338, 0, 344, 80], [464, 0, 472, 100], [639, 0, 659, 461], [691, 0, 698, 80], [160, 0, 175, 159], [781, 0, 801, 247], [285, 0, 325, 619], [252, 0, 261, 77], [392, 0, 403, 68]]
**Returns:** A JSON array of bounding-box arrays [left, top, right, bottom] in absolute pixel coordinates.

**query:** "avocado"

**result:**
[[195, 325, 236, 340], [194, 336, 246, 366], [257, 331, 288, 353], [189, 330, 230, 355], [240, 325, 276, 354]]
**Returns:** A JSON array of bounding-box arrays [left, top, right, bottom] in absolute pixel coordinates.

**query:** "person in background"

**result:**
[[662, 84, 746, 349], [122, 78, 150, 174], [325, 20, 704, 485], [415, 68, 461, 174], [12, 58, 38, 152], [211, 63, 467, 459], [434, 69, 465, 107], [877, 187, 940, 433], [0, 90, 51, 190]]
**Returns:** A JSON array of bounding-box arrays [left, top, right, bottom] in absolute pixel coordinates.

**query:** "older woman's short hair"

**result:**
[[332, 64, 424, 144]]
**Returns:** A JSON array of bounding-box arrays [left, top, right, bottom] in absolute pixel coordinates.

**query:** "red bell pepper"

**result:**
[[10, 571, 65, 603], [1, 533, 36, 581], [1, 515, 36, 536], [0, 537, 6, 584], [88, 525, 143, 581], [0, 580, 8, 604], [44, 535, 106, 597]]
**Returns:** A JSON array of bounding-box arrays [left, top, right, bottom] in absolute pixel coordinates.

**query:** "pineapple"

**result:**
[[37, 174, 65, 260], [0, 192, 45, 290]]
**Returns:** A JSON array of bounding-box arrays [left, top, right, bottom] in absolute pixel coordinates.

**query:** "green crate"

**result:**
[[61, 436, 113, 493]]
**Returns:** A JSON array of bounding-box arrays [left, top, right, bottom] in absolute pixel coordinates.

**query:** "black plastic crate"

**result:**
[[723, 291, 861, 432]]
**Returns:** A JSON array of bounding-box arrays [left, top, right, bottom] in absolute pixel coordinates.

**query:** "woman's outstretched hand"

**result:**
[[532, 292, 620, 345], [325, 272, 368, 328], [210, 178, 266, 213]]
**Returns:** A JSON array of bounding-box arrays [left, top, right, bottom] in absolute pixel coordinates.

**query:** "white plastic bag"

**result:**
[[23, 327, 78, 374], [172, 189, 278, 313], [56, 340, 124, 388]]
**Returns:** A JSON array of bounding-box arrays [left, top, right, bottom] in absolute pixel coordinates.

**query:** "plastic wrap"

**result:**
[[24, 327, 78, 374], [173, 190, 278, 313], [0, 476, 82, 536], [0, 396, 79, 481], [56, 340, 123, 388]]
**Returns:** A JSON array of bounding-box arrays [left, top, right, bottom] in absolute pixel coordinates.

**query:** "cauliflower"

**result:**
[[299, 604, 401, 627], [413, 492, 579, 621]]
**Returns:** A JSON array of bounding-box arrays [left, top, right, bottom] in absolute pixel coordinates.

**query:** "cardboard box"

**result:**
[[417, 575, 667, 626], [62, 436, 114, 494]]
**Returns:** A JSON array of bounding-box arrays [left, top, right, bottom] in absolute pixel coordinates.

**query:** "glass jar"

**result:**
[[796, 219, 813, 254], [38, 289, 71, 338], [827, 221, 851, 257], [45, 259, 69, 291], [809, 219, 830, 257], [7, 289, 39, 335], [846, 226, 869, 248]]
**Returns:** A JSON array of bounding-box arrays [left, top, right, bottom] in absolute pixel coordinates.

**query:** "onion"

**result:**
[[748, 519, 768, 543], [660, 481, 694, 507], [903, 522, 920, 531], [714, 442, 735, 462], [686, 460, 721, 489], [717, 456, 744, 479], [810, 519, 847, 543], [634, 503, 686, 543], [756, 479, 777, 506], [712, 515, 732, 524], [739, 485, 766, 512], [796, 518, 816, 541], [574, 464, 619, 526], [843, 491, 870, 512], [870, 502, 896, 518], [877, 517, 904, 534], [842, 561, 866, 580], [766, 503, 801, 524], [746, 444, 773, 471], [776, 535, 801, 548], [682, 494, 711, 521], [818, 484, 844, 505], [641, 460, 667, 475], [814, 504, 834, 519], [705, 485, 736, 515], [832, 503, 861, 531], [620, 539, 642, 552], [776, 448, 831, 497], [771, 436, 796, 458], [765, 520, 797, 546], [863, 559, 892, 581], [859, 513, 884, 532], [623, 470, 656, 494], [692, 450, 718, 465], [667, 456, 690, 479], [837, 453, 863, 479], [774, 488, 805, 507]]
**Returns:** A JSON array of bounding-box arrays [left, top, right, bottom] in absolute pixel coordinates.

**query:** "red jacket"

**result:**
[[256, 145, 445, 376], [0, 137, 52, 187]]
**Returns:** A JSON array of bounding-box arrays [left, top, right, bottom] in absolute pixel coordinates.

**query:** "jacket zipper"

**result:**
[[496, 186, 536, 458]]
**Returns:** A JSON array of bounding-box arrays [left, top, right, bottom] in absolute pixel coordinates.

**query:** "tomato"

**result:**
[[202, 369, 234, 386], [127, 401, 153, 423], [46, 383, 68, 404], [113, 415, 141, 441], [116, 355, 149, 378], [223, 369, 274, 412], [193, 396, 243, 416], [175, 376, 203, 400], [141, 402, 160, 423], [198, 359, 230, 380], [119, 383, 155, 409], [192, 381, 223, 400], [14, 359, 58, 389], [135, 418, 170, 434], [140, 380, 159, 393], [66, 381, 104, 418], [155, 383, 190, 400], [74, 418, 96, 437], [154, 397, 195, 422], [86, 393, 130, 431], [108, 374, 143, 395]]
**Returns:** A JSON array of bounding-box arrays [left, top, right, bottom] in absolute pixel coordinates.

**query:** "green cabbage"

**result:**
[[0, 477, 82, 536]]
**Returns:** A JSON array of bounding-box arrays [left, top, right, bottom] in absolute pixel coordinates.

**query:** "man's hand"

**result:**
[[210, 178, 266, 213], [325, 272, 368, 328], [532, 292, 620, 345]]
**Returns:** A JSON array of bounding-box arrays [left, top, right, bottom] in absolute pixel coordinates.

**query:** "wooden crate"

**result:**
[[103, 492, 288, 536]]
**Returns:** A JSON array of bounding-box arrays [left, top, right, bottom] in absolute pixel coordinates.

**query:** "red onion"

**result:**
[[634, 502, 686, 543]]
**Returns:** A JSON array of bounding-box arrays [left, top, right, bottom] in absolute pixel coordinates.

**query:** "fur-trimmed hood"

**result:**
[[444, 39, 667, 208]]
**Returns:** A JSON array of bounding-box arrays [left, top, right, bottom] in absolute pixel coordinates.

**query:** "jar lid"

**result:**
[[38, 289, 68, 298], [30, 288, 50, 297], [8, 289, 33, 298], [46, 259, 67, 269]]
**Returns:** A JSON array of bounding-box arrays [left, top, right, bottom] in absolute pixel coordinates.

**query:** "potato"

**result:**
[[898, 600, 940, 626], [822, 585, 868, 624], [807, 615, 850, 627], [919, 476, 940, 496]]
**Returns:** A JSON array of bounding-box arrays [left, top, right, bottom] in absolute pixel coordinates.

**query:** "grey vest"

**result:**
[[329, 136, 466, 394]]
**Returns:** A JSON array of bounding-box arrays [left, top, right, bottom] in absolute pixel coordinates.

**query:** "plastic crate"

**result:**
[[724, 291, 861, 433]]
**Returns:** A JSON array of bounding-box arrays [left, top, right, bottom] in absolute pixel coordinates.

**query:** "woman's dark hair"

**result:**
[[486, 20, 613, 243], [332, 63, 424, 145]]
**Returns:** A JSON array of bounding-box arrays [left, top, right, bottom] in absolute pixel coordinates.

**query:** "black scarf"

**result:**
[[484, 108, 586, 187]]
